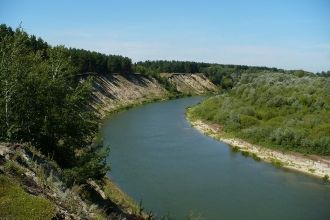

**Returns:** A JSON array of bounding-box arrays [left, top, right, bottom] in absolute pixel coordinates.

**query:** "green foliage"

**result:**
[[0, 175, 55, 219], [231, 146, 240, 152], [316, 70, 330, 77], [153, 74, 179, 95], [189, 72, 330, 155], [63, 144, 110, 186], [135, 60, 203, 74], [3, 161, 25, 176], [270, 158, 284, 168], [241, 151, 250, 157], [252, 153, 261, 161], [67, 48, 132, 74], [135, 60, 296, 90], [0, 24, 109, 184]]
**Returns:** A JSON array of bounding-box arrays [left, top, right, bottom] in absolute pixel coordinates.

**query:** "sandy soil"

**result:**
[[187, 119, 330, 179]]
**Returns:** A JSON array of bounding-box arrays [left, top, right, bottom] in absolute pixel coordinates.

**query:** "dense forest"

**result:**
[[68, 48, 132, 75], [0, 24, 109, 185], [188, 72, 330, 155], [0, 25, 133, 75]]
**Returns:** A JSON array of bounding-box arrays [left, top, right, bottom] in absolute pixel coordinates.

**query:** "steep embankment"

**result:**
[[0, 143, 143, 219], [91, 73, 218, 116], [160, 73, 218, 94], [0, 73, 218, 220]]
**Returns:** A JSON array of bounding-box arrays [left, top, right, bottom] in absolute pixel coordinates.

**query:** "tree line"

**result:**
[[0, 24, 109, 185], [67, 48, 132, 75], [0, 24, 133, 76], [134, 60, 287, 89]]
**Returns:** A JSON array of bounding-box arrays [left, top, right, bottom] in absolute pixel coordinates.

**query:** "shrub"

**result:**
[[240, 115, 259, 128], [270, 158, 283, 168], [252, 153, 261, 161], [241, 151, 250, 157], [231, 146, 240, 152]]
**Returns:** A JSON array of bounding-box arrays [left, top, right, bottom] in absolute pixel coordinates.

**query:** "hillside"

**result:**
[[0, 72, 218, 219], [160, 73, 218, 94], [188, 72, 330, 155], [187, 72, 330, 177], [91, 73, 218, 116]]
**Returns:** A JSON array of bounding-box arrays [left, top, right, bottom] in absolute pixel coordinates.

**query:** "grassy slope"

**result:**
[[188, 72, 330, 156], [102, 179, 141, 215], [0, 175, 55, 219]]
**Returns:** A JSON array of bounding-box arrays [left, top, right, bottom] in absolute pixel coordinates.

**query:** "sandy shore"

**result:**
[[187, 118, 330, 179]]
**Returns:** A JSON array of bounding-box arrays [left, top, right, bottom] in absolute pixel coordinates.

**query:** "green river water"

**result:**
[[103, 97, 330, 220]]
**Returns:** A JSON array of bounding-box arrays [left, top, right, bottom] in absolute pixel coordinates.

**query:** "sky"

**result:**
[[0, 0, 329, 72]]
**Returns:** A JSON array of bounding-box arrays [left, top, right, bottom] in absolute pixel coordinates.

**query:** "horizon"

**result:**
[[1, 0, 329, 72]]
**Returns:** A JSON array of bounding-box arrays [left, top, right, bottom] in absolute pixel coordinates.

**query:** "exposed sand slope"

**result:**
[[91, 73, 218, 116], [162, 73, 219, 94]]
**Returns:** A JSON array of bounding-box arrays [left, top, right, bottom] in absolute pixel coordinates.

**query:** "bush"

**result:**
[[63, 144, 110, 186], [240, 115, 259, 128], [252, 153, 261, 161], [189, 72, 330, 156]]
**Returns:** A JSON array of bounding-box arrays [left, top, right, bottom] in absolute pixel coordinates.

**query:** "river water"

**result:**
[[103, 97, 330, 220]]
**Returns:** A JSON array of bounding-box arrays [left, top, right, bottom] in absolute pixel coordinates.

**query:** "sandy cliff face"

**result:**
[[162, 73, 218, 94], [91, 73, 218, 116], [91, 74, 168, 116]]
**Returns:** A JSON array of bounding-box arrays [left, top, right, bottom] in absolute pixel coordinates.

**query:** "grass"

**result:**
[[102, 178, 141, 215], [0, 175, 55, 219], [3, 161, 25, 176]]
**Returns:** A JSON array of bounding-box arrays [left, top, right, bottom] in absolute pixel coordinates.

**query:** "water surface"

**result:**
[[103, 97, 330, 220]]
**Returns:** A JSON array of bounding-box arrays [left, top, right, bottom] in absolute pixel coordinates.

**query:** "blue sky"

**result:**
[[1, 0, 329, 72]]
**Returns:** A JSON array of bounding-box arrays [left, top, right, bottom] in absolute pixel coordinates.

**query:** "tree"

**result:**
[[0, 25, 109, 184]]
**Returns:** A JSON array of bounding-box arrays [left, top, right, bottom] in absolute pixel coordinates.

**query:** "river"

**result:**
[[103, 96, 330, 220]]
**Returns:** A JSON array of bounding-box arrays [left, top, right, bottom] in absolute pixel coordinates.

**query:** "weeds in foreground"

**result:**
[[0, 175, 55, 219], [3, 161, 25, 176]]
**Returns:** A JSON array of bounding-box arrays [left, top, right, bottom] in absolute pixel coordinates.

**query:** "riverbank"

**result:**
[[91, 73, 218, 117], [1, 73, 218, 219], [105, 96, 330, 219], [93, 74, 218, 218], [186, 111, 330, 179], [0, 142, 149, 219]]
